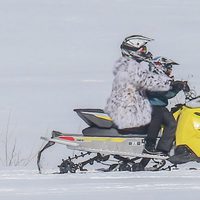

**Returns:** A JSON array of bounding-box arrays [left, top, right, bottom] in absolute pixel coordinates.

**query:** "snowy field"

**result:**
[[1, 0, 200, 163], [1, 0, 200, 199], [1, 166, 200, 200]]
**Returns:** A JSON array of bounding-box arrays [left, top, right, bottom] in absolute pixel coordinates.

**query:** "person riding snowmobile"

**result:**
[[104, 35, 171, 131], [144, 56, 189, 155]]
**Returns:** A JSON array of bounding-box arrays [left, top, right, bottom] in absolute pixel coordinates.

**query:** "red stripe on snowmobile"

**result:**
[[59, 136, 75, 141]]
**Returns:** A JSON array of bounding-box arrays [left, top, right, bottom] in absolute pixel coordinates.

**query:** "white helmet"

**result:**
[[153, 56, 179, 69], [151, 56, 179, 76], [120, 35, 154, 62]]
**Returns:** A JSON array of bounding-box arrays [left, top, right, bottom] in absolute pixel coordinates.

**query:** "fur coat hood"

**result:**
[[104, 57, 171, 129]]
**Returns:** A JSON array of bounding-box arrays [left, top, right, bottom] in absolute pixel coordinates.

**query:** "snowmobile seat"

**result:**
[[82, 127, 147, 137], [74, 109, 147, 137]]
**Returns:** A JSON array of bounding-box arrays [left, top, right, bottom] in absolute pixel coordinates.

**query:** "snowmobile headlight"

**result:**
[[193, 121, 200, 130]]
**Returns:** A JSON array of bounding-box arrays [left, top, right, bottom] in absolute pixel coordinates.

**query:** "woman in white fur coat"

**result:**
[[104, 35, 171, 130]]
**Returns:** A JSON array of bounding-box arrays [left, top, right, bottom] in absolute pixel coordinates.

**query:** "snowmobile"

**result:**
[[37, 89, 200, 174]]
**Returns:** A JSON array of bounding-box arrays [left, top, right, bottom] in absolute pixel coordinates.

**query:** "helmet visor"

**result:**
[[137, 46, 147, 54]]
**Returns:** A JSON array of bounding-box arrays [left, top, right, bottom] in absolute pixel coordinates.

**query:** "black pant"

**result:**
[[146, 106, 177, 152]]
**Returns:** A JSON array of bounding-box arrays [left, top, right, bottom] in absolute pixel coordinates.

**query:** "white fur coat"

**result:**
[[104, 57, 171, 129]]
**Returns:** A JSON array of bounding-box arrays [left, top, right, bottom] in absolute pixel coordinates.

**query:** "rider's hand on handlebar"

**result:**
[[182, 81, 190, 92], [171, 80, 190, 92], [171, 80, 185, 91]]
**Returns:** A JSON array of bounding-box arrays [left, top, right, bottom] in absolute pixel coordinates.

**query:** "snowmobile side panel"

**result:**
[[175, 106, 200, 157], [41, 134, 168, 160], [42, 134, 144, 154]]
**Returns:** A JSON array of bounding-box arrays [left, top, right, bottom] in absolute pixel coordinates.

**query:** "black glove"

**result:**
[[182, 81, 190, 92], [171, 80, 185, 91]]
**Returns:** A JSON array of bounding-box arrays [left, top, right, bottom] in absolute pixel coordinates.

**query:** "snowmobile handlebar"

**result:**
[[179, 81, 197, 101], [185, 90, 200, 102]]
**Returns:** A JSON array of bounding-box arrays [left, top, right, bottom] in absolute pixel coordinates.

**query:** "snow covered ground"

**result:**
[[1, 166, 200, 200], [1, 0, 200, 164], [1, 0, 200, 199]]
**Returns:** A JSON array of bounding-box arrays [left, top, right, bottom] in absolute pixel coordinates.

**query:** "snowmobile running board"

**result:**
[[40, 136, 169, 160]]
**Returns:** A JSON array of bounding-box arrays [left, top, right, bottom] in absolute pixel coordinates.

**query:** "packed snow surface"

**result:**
[[1, 0, 200, 160], [1, 167, 200, 200]]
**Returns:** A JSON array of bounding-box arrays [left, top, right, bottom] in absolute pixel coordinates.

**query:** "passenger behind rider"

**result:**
[[144, 56, 189, 155], [105, 35, 172, 133]]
